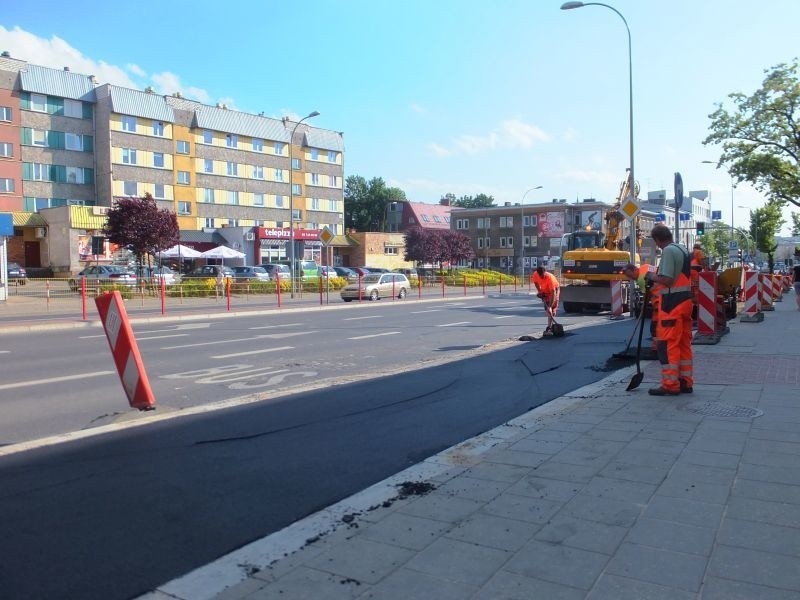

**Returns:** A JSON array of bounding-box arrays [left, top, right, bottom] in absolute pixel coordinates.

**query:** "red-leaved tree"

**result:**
[[104, 193, 179, 267]]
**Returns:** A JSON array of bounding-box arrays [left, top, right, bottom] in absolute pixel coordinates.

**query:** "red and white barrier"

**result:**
[[609, 280, 624, 319], [95, 291, 156, 410], [760, 273, 774, 311], [696, 271, 717, 336], [740, 270, 763, 322], [771, 274, 783, 302]]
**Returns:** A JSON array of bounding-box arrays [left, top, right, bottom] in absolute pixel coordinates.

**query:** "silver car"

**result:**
[[69, 265, 138, 291], [340, 273, 409, 301]]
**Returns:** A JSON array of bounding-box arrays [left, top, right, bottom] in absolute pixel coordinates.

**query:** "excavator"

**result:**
[[559, 171, 641, 313]]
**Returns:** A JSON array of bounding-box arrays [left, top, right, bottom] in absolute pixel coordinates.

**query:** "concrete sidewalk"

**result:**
[[141, 291, 800, 600]]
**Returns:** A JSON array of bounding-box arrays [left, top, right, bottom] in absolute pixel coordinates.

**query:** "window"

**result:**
[[254, 220, 264, 227], [0, 106, 11, 121], [0, 178, 13, 193], [226, 162, 237, 176], [66, 167, 86, 184], [328, 199, 337, 211], [253, 193, 264, 206], [32, 130, 47, 147], [30, 93, 47, 112], [227, 190, 239, 205], [64, 99, 82, 118], [153, 122, 165, 136], [178, 201, 190, 215], [275, 194, 284, 207], [122, 148, 137, 165], [202, 188, 214, 203], [204, 217, 215, 229], [252, 165, 264, 179], [0, 142, 12, 158], [153, 152, 165, 168], [275, 168, 284, 182], [328, 150, 337, 163], [477, 217, 490, 229], [226, 133, 238, 148], [499, 216, 514, 228], [252, 138, 263, 152], [204, 159, 213, 173], [310, 148, 319, 160], [177, 171, 190, 185], [524, 215, 538, 227], [310, 173, 320, 185], [291, 208, 301, 220], [122, 116, 137, 132], [124, 181, 137, 196], [65, 133, 83, 151], [433, 215, 441, 223], [274, 142, 285, 155], [154, 184, 165, 198], [500, 237, 513, 248], [291, 158, 300, 170], [328, 175, 338, 187], [311, 197, 320, 210], [384, 246, 398, 255], [291, 183, 301, 195], [176, 140, 189, 154], [31, 163, 49, 181], [203, 130, 213, 144], [229, 218, 240, 227]]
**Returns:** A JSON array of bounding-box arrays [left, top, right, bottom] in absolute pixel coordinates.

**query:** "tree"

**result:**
[[453, 193, 496, 209], [344, 175, 407, 231], [104, 193, 179, 269], [403, 228, 473, 269], [791, 211, 800, 235], [749, 203, 785, 271], [704, 59, 800, 209]]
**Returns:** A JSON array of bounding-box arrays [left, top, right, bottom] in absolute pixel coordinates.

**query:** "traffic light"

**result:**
[[695, 222, 706, 235], [737, 248, 743, 260]]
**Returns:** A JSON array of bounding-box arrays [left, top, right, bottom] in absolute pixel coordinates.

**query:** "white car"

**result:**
[[341, 273, 409, 301]]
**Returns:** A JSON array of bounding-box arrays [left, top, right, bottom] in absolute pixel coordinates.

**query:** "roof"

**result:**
[[405, 201, 451, 230], [11, 212, 47, 227], [19, 64, 98, 102], [108, 85, 174, 122], [180, 229, 226, 244], [329, 234, 359, 247], [69, 206, 107, 229], [305, 128, 344, 152], [194, 106, 289, 142]]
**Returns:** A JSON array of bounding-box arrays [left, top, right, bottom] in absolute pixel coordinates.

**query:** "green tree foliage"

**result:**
[[791, 211, 800, 235], [704, 59, 800, 209], [453, 193, 496, 208], [403, 227, 474, 268], [344, 175, 407, 231], [104, 193, 179, 266], [749, 203, 786, 270]]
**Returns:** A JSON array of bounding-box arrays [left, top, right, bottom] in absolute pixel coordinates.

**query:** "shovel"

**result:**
[[626, 288, 650, 391]]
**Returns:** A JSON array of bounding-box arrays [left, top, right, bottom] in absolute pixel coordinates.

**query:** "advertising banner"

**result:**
[[536, 212, 565, 238]]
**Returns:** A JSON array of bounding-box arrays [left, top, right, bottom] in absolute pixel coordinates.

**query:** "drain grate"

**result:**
[[684, 401, 763, 419]]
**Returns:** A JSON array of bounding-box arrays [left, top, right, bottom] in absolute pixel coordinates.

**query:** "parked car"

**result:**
[[142, 265, 178, 286], [365, 266, 390, 273], [341, 273, 409, 301], [351, 267, 372, 277], [262, 263, 291, 281], [183, 265, 235, 279], [317, 266, 337, 278], [334, 266, 359, 282], [232, 265, 270, 282], [69, 265, 138, 291], [7, 262, 27, 285]]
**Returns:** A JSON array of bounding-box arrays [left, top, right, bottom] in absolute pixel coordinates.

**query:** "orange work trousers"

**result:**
[[655, 300, 694, 392]]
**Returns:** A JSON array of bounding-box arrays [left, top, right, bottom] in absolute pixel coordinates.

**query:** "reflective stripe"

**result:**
[[658, 285, 692, 295]]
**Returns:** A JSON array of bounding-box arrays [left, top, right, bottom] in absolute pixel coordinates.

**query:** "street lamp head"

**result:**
[[561, 1, 585, 9], [307, 110, 320, 118]]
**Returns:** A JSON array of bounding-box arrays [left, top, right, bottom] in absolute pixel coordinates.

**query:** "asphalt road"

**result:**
[[0, 296, 635, 600]]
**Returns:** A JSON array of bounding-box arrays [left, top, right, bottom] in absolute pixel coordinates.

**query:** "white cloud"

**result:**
[[127, 63, 145, 77], [555, 169, 622, 187], [562, 127, 579, 143], [432, 118, 551, 157], [151, 71, 211, 104], [410, 102, 427, 114]]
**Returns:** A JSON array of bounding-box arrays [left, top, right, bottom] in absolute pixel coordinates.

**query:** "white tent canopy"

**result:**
[[157, 244, 202, 258], [200, 246, 246, 262]]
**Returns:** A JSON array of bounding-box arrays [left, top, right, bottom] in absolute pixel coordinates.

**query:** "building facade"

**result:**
[[0, 54, 345, 273]]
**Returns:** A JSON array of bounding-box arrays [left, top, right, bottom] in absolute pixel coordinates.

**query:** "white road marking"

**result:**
[[79, 334, 108, 339], [493, 315, 514, 319], [343, 315, 382, 321], [162, 335, 273, 350], [348, 331, 402, 340], [250, 323, 303, 330], [261, 331, 316, 339], [136, 334, 189, 341], [410, 309, 440, 314], [0, 371, 115, 391], [0, 350, 10, 354], [437, 321, 471, 327], [211, 346, 293, 359]]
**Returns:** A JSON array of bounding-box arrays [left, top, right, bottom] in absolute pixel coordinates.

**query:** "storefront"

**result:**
[[255, 226, 320, 265]]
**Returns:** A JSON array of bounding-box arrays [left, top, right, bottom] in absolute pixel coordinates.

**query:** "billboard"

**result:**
[[579, 210, 601, 231], [536, 211, 565, 238]]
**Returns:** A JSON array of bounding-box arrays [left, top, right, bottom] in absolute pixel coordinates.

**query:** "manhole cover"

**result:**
[[684, 401, 763, 419]]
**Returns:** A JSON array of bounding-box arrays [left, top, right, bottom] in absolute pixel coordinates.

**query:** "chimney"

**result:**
[[89, 75, 97, 85], [1, 51, 10, 58], [63, 66, 70, 71], [145, 86, 154, 93]]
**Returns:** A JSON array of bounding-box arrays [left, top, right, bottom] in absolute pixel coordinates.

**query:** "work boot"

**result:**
[[680, 379, 693, 394], [648, 386, 680, 396]]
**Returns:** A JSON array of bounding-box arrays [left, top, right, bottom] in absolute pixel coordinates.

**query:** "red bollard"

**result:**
[[358, 273, 363, 302], [81, 277, 87, 320], [482, 275, 486, 296], [441, 275, 445, 298], [417, 276, 422, 299], [276, 272, 282, 307], [160, 277, 166, 315], [463, 275, 467, 296], [226, 278, 231, 311]]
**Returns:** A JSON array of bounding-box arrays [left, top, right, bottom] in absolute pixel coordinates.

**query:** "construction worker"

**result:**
[[643, 224, 694, 396], [532, 265, 560, 334]]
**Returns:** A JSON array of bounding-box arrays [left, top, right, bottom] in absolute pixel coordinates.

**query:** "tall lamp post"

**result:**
[[287, 110, 320, 298], [561, 1, 636, 266], [520, 185, 543, 282]]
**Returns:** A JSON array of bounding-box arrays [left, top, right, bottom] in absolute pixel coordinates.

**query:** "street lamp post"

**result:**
[[520, 185, 543, 282], [287, 110, 320, 298], [561, 1, 636, 266]]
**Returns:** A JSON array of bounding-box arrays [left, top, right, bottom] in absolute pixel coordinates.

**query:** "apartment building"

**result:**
[[0, 53, 344, 272]]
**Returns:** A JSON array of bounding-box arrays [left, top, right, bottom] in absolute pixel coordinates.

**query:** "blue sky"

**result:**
[[2, 0, 798, 233]]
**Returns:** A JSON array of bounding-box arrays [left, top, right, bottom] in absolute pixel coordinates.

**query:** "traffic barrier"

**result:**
[[771, 274, 783, 302], [609, 280, 624, 320], [740, 270, 764, 322], [693, 270, 722, 344], [95, 291, 156, 410], [760, 273, 775, 311], [783, 275, 792, 292]]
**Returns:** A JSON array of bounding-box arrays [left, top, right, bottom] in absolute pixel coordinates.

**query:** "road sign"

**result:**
[[319, 226, 334, 246], [620, 195, 640, 218], [674, 172, 684, 209], [729, 240, 738, 250]]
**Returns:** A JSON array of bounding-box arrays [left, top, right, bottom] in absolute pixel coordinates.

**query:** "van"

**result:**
[[278, 260, 319, 280]]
